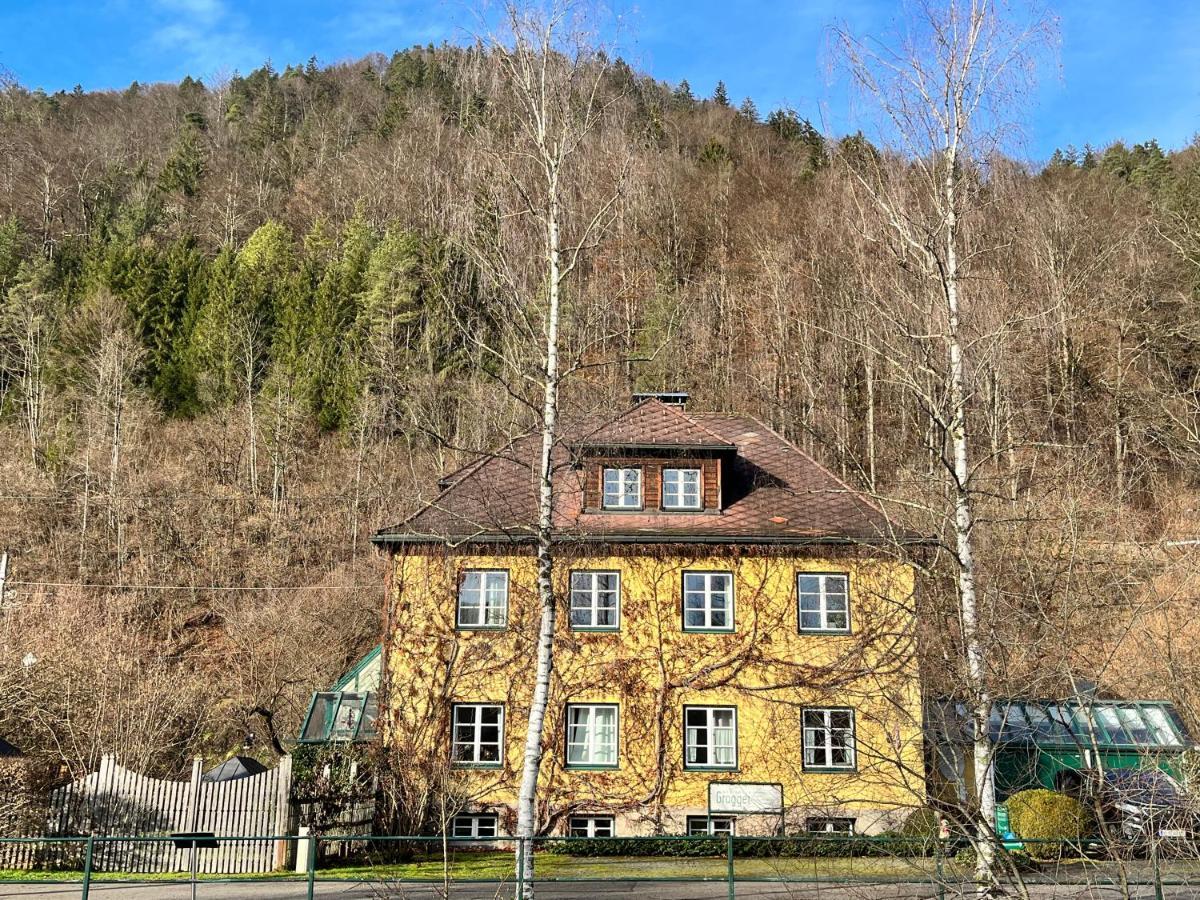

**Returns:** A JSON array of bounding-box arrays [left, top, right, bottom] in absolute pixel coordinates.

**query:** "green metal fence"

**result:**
[[0, 833, 1196, 898]]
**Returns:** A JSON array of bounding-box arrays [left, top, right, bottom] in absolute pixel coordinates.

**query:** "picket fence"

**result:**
[[0, 754, 293, 874]]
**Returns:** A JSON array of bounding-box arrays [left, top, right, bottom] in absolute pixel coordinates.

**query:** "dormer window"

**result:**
[[602, 467, 642, 509], [662, 468, 702, 510]]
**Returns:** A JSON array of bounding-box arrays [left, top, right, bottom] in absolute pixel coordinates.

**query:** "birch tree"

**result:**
[[834, 2, 1054, 894], [459, 3, 627, 892]]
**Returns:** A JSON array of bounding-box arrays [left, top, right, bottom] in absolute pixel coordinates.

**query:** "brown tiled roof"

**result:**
[[374, 400, 912, 546], [575, 398, 732, 449]]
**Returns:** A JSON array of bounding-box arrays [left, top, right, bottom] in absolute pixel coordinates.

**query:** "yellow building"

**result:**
[[373, 395, 926, 838]]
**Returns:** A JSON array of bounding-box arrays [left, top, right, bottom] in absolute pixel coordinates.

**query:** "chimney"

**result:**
[[632, 391, 689, 408]]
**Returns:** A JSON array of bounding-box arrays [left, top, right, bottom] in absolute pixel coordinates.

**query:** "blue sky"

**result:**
[[1, 0, 1197, 161]]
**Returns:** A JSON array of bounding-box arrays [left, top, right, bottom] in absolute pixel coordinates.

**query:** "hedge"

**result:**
[[542, 835, 942, 858]]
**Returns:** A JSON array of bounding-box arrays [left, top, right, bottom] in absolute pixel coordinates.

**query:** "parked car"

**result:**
[[1058, 768, 1199, 851], [1097, 770, 1196, 843]]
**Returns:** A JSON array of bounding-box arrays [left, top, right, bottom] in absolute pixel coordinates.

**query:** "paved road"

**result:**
[[0, 880, 1193, 900]]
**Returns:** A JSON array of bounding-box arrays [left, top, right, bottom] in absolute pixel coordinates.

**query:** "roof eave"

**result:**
[[371, 530, 933, 548], [569, 441, 733, 452]]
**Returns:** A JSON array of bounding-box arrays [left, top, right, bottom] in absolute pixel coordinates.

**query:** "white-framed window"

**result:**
[[802, 708, 856, 770], [686, 816, 736, 836], [457, 570, 508, 628], [602, 467, 642, 509], [807, 817, 856, 835], [568, 815, 615, 837], [798, 573, 850, 633], [451, 814, 498, 838], [662, 468, 703, 510], [566, 704, 618, 768], [569, 572, 620, 630], [684, 706, 737, 769], [451, 704, 504, 766], [682, 572, 734, 632]]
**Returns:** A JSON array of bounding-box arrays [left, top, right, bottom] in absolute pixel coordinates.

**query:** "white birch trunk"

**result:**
[[515, 175, 562, 900], [943, 147, 996, 897]]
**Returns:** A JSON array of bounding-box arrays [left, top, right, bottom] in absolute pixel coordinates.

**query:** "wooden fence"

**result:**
[[0, 754, 293, 873]]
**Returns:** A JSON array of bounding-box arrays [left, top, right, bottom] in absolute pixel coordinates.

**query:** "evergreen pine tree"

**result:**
[[158, 127, 205, 198], [239, 220, 295, 337], [767, 107, 802, 141], [712, 80, 730, 107], [738, 97, 758, 122], [150, 237, 206, 413], [306, 215, 378, 429], [188, 221, 292, 411], [187, 245, 240, 407], [352, 228, 423, 396]]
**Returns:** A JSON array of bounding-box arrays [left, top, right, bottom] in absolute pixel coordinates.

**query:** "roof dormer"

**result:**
[[572, 398, 732, 514]]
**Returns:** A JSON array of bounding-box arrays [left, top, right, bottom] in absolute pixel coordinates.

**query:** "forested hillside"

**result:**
[[2, 45, 1200, 777]]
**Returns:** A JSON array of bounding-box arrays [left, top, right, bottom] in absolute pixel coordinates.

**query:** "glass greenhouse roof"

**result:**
[[296, 645, 383, 744], [938, 700, 1193, 750], [299, 691, 378, 743]]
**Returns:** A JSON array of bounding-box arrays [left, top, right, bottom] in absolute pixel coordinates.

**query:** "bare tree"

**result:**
[[455, 2, 627, 892], [834, 1, 1055, 893], [0, 273, 55, 465]]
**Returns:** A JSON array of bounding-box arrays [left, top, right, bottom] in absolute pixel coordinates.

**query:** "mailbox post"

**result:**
[[171, 832, 218, 900]]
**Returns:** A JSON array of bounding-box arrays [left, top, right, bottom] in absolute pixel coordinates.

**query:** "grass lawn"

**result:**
[[0, 851, 962, 884], [6, 851, 1198, 886]]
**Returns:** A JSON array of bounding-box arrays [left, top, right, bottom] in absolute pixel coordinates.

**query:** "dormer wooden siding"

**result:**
[[583, 454, 723, 513]]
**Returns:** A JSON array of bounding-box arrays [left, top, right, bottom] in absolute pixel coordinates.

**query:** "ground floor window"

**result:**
[[801, 707, 855, 770], [568, 815, 615, 837], [565, 703, 619, 767], [451, 703, 504, 766], [684, 706, 738, 769], [807, 817, 855, 835], [686, 815, 736, 836], [451, 814, 499, 839]]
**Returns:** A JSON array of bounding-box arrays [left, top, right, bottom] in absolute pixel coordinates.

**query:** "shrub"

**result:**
[[897, 808, 939, 837], [543, 835, 939, 858], [1007, 789, 1092, 859]]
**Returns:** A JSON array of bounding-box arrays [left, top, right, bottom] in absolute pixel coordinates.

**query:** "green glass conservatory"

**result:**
[[929, 698, 1196, 803], [298, 645, 381, 744]]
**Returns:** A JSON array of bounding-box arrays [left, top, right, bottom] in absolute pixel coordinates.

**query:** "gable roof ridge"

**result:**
[[575, 397, 733, 446], [740, 414, 891, 521]]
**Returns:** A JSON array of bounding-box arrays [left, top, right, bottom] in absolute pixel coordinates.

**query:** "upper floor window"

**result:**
[[802, 708, 855, 771], [570, 571, 620, 630], [682, 572, 734, 632], [566, 703, 618, 768], [684, 706, 737, 769], [602, 467, 642, 509], [457, 570, 508, 629], [662, 468, 703, 510], [451, 703, 504, 767], [798, 573, 850, 633]]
